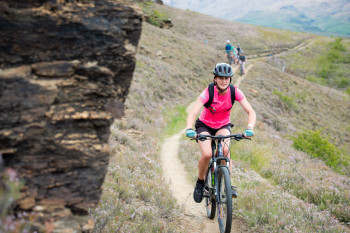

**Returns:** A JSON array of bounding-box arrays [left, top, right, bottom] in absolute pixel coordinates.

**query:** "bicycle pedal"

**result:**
[[203, 193, 210, 198]]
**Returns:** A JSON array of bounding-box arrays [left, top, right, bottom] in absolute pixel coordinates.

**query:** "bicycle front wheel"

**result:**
[[217, 167, 232, 233]]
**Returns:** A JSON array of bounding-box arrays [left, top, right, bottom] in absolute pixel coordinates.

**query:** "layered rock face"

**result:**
[[0, 0, 142, 231]]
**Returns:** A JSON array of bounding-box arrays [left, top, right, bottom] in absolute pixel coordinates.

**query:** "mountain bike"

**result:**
[[193, 133, 250, 233]]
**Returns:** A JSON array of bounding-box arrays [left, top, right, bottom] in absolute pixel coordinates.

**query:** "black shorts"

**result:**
[[195, 119, 233, 135]]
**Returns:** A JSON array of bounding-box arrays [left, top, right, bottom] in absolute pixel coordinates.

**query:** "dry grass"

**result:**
[[90, 2, 350, 232]]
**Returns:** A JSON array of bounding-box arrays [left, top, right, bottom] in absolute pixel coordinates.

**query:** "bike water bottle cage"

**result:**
[[203, 83, 236, 111]]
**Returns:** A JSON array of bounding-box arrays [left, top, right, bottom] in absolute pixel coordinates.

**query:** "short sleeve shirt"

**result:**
[[198, 85, 245, 129]]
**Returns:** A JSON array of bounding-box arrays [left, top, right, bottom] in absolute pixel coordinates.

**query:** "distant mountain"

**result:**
[[163, 0, 350, 37]]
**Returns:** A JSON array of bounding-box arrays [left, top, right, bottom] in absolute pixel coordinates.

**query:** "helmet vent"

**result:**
[[212, 63, 234, 77]]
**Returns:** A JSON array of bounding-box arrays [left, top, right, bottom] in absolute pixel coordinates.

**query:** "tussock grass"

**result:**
[[91, 2, 350, 232], [232, 170, 348, 232], [91, 118, 180, 232]]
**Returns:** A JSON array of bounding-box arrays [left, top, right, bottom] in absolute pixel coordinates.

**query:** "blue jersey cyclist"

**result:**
[[225, 40, 234, 65]]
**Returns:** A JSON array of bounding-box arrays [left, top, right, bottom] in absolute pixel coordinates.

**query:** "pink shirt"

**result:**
[[198, 85, 245, 129]]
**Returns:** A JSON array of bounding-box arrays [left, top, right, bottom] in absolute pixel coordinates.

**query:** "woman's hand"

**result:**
[[243, 129, 254, 137], [186, 128, 197, 138]]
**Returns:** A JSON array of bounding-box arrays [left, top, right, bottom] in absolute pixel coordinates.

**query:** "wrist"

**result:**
[[247, 124, 254, 129]]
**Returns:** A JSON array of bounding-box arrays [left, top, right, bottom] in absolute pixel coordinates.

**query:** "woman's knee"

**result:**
[[201, 151, 212, 160]]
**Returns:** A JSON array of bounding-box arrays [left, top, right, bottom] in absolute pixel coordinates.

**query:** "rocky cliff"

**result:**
[[0, 0, 142, 231]]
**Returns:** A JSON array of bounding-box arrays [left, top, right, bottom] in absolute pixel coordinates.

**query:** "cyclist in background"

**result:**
[[225, 40, 234, 66], [232, 46, 238, 65], [238, 51, 247, 74], [236, 43, 241, 57], [186, 63, 256, 203]]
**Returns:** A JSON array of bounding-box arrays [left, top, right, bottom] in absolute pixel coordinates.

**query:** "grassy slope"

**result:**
[[266, 37, 350, 91], [90, 3, 350, 232]]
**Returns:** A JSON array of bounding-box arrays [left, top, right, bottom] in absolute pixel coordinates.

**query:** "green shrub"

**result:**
[[289, 129, 346, 173], [345, 87, 350, 95], [330, 38, 346, 52], [147, 10, 167, 27], [316, 38, 348, 86], [296, 92, 307, 102], [142, 1, 168, 28], [337, 77, 349, 88], [273, 89, 296, 110], [0, 172, 23, 231]]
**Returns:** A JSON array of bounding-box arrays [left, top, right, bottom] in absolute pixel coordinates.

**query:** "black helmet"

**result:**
[[213, 63, 234, 77]]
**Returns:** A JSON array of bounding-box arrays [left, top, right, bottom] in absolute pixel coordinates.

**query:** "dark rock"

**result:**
[[0, 0, 142, 231]]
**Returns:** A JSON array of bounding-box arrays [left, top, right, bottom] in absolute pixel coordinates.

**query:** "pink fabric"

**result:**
[[198, 85, 245, 129]]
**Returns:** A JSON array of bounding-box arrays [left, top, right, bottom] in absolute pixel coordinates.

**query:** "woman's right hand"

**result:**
[[186, 128, 197, 138]]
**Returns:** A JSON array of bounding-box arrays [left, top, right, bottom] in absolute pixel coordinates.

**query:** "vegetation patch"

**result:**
[[0, 171, 25, 231], [269, 38, 350, 93], [273, 89, 297, 111], [163, 105, 187, 136], [289, 129, 348, 174], [142, 1, 169, 28], [232, 171, 348, 232]]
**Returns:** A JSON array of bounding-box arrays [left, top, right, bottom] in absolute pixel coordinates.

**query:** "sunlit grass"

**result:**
[[163, 106, 187, 136]]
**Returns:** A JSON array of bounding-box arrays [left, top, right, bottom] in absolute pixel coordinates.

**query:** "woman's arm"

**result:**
[[239, 98, 256, 129], [186, 98, 204, 129]]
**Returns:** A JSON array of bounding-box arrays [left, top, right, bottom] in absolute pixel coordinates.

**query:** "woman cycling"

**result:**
[[185, 63, 256, 203]]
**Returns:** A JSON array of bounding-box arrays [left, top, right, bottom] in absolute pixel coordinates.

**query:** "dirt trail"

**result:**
[[234, 64, 253, 87], [161, 121, 219, 233]]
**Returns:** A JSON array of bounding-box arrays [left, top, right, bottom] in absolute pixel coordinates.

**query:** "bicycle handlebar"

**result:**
[[193, 133, 251, 142]]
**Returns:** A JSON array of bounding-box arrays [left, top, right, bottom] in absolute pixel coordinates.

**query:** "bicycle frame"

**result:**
[[207, 138, 231, 201]]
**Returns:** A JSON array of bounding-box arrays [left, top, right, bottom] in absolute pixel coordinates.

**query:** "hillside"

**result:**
[[90, 2, 350, 232], [164, 0, 350, 37]]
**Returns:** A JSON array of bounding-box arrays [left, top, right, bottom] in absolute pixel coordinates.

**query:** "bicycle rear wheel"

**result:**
[[217, 167, 232, 233], [205, 166, 216, 219]]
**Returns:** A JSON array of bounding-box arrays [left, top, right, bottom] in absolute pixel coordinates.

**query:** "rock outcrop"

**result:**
[[0, 0, 142, 231]]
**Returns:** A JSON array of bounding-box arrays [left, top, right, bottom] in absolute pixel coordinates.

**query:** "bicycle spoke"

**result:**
[[217, 167, 232, 233]]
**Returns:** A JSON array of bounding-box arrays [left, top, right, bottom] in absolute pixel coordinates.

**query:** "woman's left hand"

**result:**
[[244, 129, 254, 137]]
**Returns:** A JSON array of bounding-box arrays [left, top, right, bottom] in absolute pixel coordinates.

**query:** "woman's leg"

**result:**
[[197, 131, 212, 180]]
